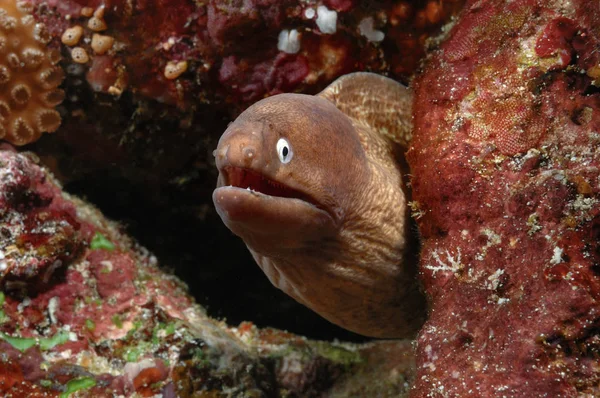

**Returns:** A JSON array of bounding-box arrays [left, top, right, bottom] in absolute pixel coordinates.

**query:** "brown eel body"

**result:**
[[213, 72, 425, 338]]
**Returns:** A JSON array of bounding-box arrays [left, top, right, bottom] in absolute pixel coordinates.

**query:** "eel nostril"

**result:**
[[216, 144, 229, 161], [243, 146, 255, 161]]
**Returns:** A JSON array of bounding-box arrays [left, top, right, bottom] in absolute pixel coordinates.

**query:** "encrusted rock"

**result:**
[[408, 0, 600, 395]]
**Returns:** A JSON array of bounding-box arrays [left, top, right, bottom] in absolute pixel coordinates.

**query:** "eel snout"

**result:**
[[214, 122, 267, 173]]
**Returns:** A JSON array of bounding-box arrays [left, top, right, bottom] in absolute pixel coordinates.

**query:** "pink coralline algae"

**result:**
[[408, 0, 600, 396]]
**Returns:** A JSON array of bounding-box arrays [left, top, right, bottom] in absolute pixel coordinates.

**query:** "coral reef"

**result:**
[[0, 147, 415, 397], [6, 0, 600, 395], [408, 0, 600, 395], [0, 0, 63, 145]]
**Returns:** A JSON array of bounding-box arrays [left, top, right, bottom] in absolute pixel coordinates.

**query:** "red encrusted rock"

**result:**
[[88, 250, 136, 302], [207, 0, 292, 46], [218, 53, 311, 103], [29, 0, 461, 112], [408, 0, 600, 395], [0, 147, 85, 294], [323, 0, 355, 12]]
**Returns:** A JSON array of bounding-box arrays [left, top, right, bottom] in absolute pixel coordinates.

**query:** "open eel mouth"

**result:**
[[221, 166, 319, 206], [214, 165, 338, 238]]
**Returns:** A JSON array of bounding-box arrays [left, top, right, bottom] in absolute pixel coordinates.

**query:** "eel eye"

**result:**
[[276, 137, 293, 164]]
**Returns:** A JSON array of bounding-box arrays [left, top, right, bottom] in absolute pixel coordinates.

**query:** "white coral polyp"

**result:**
[[316, 5, 337, 34], [277, 29, 301, 54]]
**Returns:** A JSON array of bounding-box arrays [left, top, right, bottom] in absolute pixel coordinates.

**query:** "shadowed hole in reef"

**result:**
[[65, 170, 369, 342]]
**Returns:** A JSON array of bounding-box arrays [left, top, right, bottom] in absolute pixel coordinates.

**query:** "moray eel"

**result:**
[[213, 72, 425, 338]]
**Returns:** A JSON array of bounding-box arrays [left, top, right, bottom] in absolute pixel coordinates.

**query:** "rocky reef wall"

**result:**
[[409, 0, 600, 395]]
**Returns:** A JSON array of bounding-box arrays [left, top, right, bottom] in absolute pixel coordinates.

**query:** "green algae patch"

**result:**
[[85, 319, 96, 331], [90, 232, 115, 251], [312, 341, 363, 366], [0, 332, 36, 352], [0, 291, 7, 324], [123, 340, 153, 363], [122, 321, 181, 363], [60, 377, 96, 397], [164, 322, 176, 335], [0, 330, 70, 352], [112, 314, 123, 328], [40, 380, 52, 388], [150, 321, 179, 345], [125, 345, 144, 362], [39, 331, 70, 350]]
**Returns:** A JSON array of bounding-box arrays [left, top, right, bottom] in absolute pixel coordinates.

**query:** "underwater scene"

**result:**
[[0, 0, 599, 396]]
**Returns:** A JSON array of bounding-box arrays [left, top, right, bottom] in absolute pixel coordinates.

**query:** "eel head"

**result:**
[[213, 93, 368, 256]]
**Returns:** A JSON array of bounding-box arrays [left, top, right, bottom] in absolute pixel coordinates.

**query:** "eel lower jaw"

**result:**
[[213, 185, 335, 231], [213, 169, 338, 245]]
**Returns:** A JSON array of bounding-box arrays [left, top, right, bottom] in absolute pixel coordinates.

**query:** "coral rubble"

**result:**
[[408, 0, 600, 395]]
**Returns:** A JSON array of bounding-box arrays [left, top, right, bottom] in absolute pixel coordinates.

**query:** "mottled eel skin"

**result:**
[[213, 72, 425, 338]]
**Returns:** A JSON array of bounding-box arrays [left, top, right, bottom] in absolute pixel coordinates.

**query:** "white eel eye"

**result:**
[[276, 138, 293, 164]]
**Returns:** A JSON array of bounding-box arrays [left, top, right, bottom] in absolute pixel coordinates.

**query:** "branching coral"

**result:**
[[0, 0, 63, 145]]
